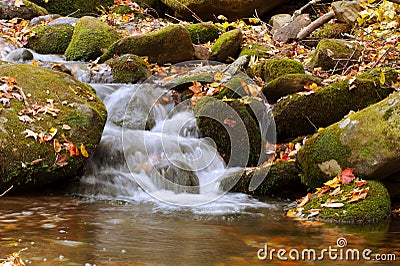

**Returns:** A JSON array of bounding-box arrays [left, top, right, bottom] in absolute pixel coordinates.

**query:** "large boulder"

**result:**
[[210, 29, 243, 62], [161, 0, 291, 21], [298, 90, 400, 188], [105, 54, 151, 84], [0, 62, 107, 193], [0, 0, 48, 20], [273, 68, 397, 142], [100, 24, 194, 65], [64, 16, 121, 62], [185, 22, 220, 44], [29, 0, 113, 17], [27, 24, 74, 54]]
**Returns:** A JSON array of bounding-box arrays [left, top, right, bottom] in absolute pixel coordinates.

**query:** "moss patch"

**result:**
[[106, 55, 151, 83], [239, 42, 271, 58], [27, 24, 74, 54], [186, 22, 220, 44], [210, 29, 243, 62], [29, 0, 113, 17], [252, 58, 305, 83]]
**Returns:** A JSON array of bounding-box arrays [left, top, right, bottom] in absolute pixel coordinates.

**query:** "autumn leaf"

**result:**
[[80, 144, 89, 158], [304, 82, 321, 91], [356, 180, 368, 187], [348, 187, 369, 203], [55, 154, 68, 167], [297, 193, 312, 207], [340, 168, 355, 184], [188, 81, 203, 94], [54, 139, 61, 153], [30, 158, 43, 165], [329, 186, 343, 196], [223, 118, 237, 128], [324, 176, 341, 188], [62, 124, 71, 131], [22, 129, 38, 141], [14, 0, 25, 7], [321, 202, 344, 208], [67, 142, 79, 156]]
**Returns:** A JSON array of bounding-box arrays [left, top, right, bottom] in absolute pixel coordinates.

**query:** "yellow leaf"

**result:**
[[248, 18, 260, 24], [217, 15, 228, 21], [379, 70, 386, 85], [80, 144, 89, 158], [324, 176, 341, 188]]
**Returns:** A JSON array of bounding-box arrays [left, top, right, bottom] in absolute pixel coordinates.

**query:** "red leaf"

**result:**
[[67, 142, 79, 156], [55, 154, 68, 167], [340, 168, 355, 184]]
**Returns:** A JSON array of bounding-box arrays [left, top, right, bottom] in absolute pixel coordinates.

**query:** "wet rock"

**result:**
[[29, 14, 61, 27], [269, 14, 291, 35], [307, 38, 361, 71], [186, 22, 220, 44], [263, 74, 322, 103], [100, 24, 194, 65], [27, 24, 74, 54], [29, 0, 114, 17], [210, 29, 243, 63], [48, 16, 79, 26], [193, 44, 210, 60], [0, 0, 48, 20], [65, 16, 121, 62], [0, 62, 107, 193], [332, 0, 362, 25], [273, 14, 311, 43], [250, 58, 305, 83], [105, 54, 151, 84], [273, 68, 397, 142], [3, 48, 33, 62], [153, 163, 200, 194]]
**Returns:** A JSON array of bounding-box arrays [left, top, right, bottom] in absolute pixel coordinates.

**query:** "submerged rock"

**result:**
[[27, 24, 74, 54], [100, 24, 194, 65], [210, 29, 243, 62], [65, 16, 121, 62], [3, 48, 33, 62], [153, 163, 200, 194], [0, 62, 107, 193], [0, 0, 48, 20]]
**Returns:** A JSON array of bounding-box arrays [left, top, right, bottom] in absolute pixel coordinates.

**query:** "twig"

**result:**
[[16, 85, 29, 109], [0, 185, 13, 197], [371, 42, 396, 68], [303, 114, 318, 131], [292, 0, 323, 21], [66, 9, 81, 17], [165, 13, 184, 23], [297, 10, 335, 40]]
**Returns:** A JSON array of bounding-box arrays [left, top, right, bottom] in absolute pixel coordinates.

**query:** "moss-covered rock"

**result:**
[[105, 54, 151, 84], [0, 0, 48, 20], [186, 22, 220, 44], [220, 160, 306, 198], [64, 16, 121, 62], [308, 38, 361, 71], [113, 5, 133, 15], [210, 29, 243, 63], [100, 24, 194, 65], [292, 180, 391, 224], [251, 58, 305, 83], [29, 0, 113, 17], [27, 24, 74, 55], [309, 23, 352, 46], [239, 42, 272, 58], [0, 62, 107, 193], [273, 68, 397, 142], [194, 96, 262, 167], [263, 74, 322, 103], [298, 89, 400, 188]]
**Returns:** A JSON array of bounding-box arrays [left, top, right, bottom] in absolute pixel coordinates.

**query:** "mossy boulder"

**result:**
[[100, 24, 194, 65], [251, 58, 305, 83], [64, 16, 121, 62], [220, 160, 306, 199], [308, 38, 361, 71], [293, 180, 391, 224], [263, 74, 322, 103], [105, 54, 151, 84], [273, 68, 397, 142], [27, 24, 74, 55], [186, 22, 220, 44], [0, 62, 107, 193], [239, 42, 271, 58], [29, 0, 113, 17], [0, 0, 48, 20], [210, 29, 243, 63], [309, 23, 352, 46], [194, 96, 263, 167], [298, 89, 400, 188]]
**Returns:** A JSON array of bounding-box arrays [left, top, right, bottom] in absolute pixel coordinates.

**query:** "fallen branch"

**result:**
[[297, 10, 335, 40], [0, 185, 13, 198], [292, 0, 323, 20]]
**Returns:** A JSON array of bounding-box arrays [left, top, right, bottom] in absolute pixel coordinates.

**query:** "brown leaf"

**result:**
[[30, 158, 43, 165], [54, 139, 61, 153], [329, 186, 343, 196], [348, 187, 369, 203], [188, 81, 203, 94], [321, 202, 344, 208], [55, 154, 68, 167]]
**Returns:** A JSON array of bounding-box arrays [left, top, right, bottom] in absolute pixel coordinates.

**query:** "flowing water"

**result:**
[[1, 50, 400, 265]]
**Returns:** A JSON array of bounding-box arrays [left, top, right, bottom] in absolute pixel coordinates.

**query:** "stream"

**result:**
[[1, 49, 400, 265]]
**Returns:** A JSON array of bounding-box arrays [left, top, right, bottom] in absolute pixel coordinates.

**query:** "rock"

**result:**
[[308, 38, 361, 71], [220, 160, 306, 199], [263, 74, 322, 103], [194, 96, 263, 167], [294, 180, 391, 224], [29, 14, 61, 27], [239, 42, 272, 58], [105, 54, 151, 84], [0, 62, 107, 193], [161, 0, 291, 21], [48, 17, 79, 26], [269, 14, 291, 35], [65, 16, 121, 62], [298, 89, 400, 188], [332, 1, 362, 25], [308, 23, 352, 47], [193, 44, 210, 60], [0, 0, 48, 20], [153, 163, 200, 194], [273, 14, 311, 43], [251, 58, 305, 83], [27, 24, 74, 54], [3, 48, 33, 62], [29, 0, 114, 17], [100, 24, 194, 65], [273, 68, 397, 142], [185, 22, 220, 44], [210, 29, 243, 62]]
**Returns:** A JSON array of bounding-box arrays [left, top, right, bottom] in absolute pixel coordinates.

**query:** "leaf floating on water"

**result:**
[[80, 144, 89, 158], [55, 154, 68, 167]]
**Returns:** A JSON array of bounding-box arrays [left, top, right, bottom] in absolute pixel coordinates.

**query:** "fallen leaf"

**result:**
[[315, 185, 331, 197], [297, 193, 312, 207], [188, 81, 203, 94], [356, 180, 368, 187], [14, 0, 25, 7], [80, 144, 89, 158], [321, 202, 344, 208], [348, 187, 369, 203], [329, 186, 343, 196], [62, 124, 72, 131], [22, 129, 38, 141], [55, 154, 68, 167], [324, 176, 341, 188], [223, 118, 237, 128], [67, 142, 79, 156], [340, 168, 355, 184], [30, 158, 43, 165], [54, 139, 61, 153]]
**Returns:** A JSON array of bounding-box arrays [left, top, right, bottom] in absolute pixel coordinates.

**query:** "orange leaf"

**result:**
[[340, 168, 355, 184], [67, 142, 79, 156], [297, 193, 312, 207], [188, 81, 203, 94], [54, 139, 61, 153], [80, 144, 89, 158], [356, 180, 368, 187], [55, 154, 68, 167]]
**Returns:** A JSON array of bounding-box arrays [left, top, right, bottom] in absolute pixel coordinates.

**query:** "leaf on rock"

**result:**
[[55, 154, 68, 167], [348, 187, 369, 203], [14, 0, 25, 7], [356, 180, 368, 187], [297, 193, 312, 207], [324, 176, 341, 188], [189, 81, 203, 94], [340, 168, 355, 184], [67, 142, 79, 156], [329, 186, 343, 196], [80, 144, 89, 158], [22, 129, 38, 141], [321, 202, 344, 208], [53, 139, 61, 153]]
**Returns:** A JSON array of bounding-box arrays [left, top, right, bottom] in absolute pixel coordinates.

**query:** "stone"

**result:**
[[0, 62, 107, 193], [29, 14, 61, 27], [105, 54, 151, 84], [27, 24, 74, 54], [185, 22, 220, 44], [0, 0, 48, 20], [29, 0, 114, 17], [268, 14, 291, 35], [100, 24, 194, 65], [332, 1, 363, 25], [210, 29, 243, 62], [273, 14, 311, 43], [3, 48, 33, 62], [193, 44, 210, 60], [251, 58, 305, 83], [64, 16, 121, 62], [48, 17, 79, 26]]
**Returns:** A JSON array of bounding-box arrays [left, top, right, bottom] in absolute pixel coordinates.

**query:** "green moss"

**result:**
[[113, 5, 133, 15], [210, 29, 243, 62], [27, 24, 74, 54], [106, 55, 151, 83], [186, 22, 220, 44], [30, 0, 113, 17], [239, 42, 271, 58], [254, 58, 305, 83], [302, 180, 391, 224], [65, 16, 121, 62], [309, 23, 352, 46]]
